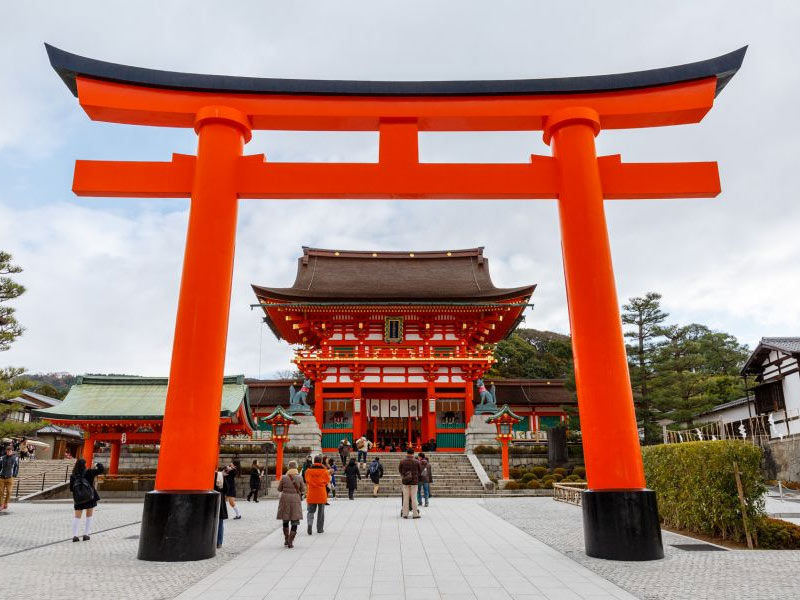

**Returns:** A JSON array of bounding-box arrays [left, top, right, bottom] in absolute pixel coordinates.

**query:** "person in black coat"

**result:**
[[247, 459, 263, 502], [224, 462, 242, 519], [344, 457, 361, 500], [214, 466, 229, 548], [69, 458, 105, 542]]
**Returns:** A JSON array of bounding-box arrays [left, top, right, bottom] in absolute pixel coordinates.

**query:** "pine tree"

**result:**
[[0, 252, 25, 351], [621, 292, 667, 444]]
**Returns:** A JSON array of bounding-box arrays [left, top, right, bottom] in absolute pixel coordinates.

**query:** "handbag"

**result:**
[[289, 473, 304, 500]]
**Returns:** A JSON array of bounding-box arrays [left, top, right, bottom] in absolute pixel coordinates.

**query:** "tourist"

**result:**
[[0, 445, 19, 511], [19, 438, 28, 461], [276, 460, 305, 549], [356, 435, 372, 463], [247, 459, 263, 502], [27, 443, 35, 461], [398, 448, 421, 519], [368, 456, 384, 497], [69, 459, 105, 541], [225, 462, 242, 519], [417, 452, 433, 507], [301, 455, 312, 482], [304, 455, 330, 534], [338, 439, 351, 466], [325, 456, 337, 501], [344, 456, 361, 500], [214, 466, 228, 549]]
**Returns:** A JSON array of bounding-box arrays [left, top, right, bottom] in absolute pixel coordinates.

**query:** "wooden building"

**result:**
[[253, 247, 574, 451]]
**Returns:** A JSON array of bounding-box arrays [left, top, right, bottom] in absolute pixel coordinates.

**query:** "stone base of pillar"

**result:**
[[137, 490, 220, 561], [465, 414, 499, 453], [497, 479, 513, 489], [287, 415, 322, 456], [582, 489, 664, 561]]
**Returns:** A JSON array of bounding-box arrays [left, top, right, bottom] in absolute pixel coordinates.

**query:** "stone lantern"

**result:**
[[262, 406, 299, 481], [486, 404, 522, 485]]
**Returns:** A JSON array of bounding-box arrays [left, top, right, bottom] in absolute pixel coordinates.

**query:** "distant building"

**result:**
[[741, 337, 800, 438]]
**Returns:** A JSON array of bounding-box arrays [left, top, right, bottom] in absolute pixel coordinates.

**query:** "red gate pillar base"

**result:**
[[138, 491, 220, 562], [546, 108, 663, 561]]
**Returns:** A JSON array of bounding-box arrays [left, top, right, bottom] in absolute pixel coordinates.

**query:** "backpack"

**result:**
[[72, 474, 94, 505], [368, 461, 380, 476]]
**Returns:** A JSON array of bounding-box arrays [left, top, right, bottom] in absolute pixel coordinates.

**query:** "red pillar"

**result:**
[[109, 440, 121, 475], [154, 106, 250, 492], [82, 435, 94, 466], [426, 381, 436, 447], [464, 380, 474, 424], [500, 439, 510, 480], [314, 381, 324, 430], [275, 440, 285, 481], [546, 107, 645, 491], [353, 381, 362, 440]]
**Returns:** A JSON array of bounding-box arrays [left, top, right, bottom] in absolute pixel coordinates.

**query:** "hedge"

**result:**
[[642, 441, 766, 543]]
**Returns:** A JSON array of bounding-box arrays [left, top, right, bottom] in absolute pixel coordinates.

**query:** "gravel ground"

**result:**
[[482, 497, 800, 600], [0, 499, 281, 600]]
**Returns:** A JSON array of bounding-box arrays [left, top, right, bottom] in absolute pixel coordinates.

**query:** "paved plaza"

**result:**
[[2, 496, 800, 599]]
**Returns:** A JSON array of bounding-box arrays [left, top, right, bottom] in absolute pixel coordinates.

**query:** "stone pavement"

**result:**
[[484, 497, 800, 600], [176, 498, 637, 600], [0, 499, 280, 600]]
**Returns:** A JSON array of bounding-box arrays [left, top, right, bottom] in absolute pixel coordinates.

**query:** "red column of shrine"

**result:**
[[545, 107, 661, 560], [353, 379, 363, 440], [139, 106, 250, 561], [464, 380, 475, 424], [109, 440, 121, 475], [82, 435, 94, 466]]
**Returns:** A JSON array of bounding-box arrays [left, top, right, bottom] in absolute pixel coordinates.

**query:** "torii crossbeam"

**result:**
[[47, 43, 745, 562]]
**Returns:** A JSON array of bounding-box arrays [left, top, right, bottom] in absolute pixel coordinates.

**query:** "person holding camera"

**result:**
[[69, 458, 105, 542]]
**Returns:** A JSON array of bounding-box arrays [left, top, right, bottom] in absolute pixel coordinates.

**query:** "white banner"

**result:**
[[381, 399, 390, 418], [399, 399, 409, 418], [389, 399, 400, 418], [408, 399, 419, 419], [369, 400, 381, 418]]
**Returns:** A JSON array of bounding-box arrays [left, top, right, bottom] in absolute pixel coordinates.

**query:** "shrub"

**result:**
[[553, 467, 567, 476], [509, 445, 546, 455], [509, 467, 524, 480], [572, 466, 586, 479], [531, 466, 547, 478], [541, 479, 554, 489], [474, 445, 500, 454], [642, 441, 766, 543], [550, 473, 564, 482], [756, 518, 800, 549], [504, 481, 521, 490], [526, 480, 541, 490], [520, 473, 537, 483]]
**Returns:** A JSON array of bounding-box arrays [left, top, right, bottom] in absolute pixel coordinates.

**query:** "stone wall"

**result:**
[[764, 436, 800, 481], [476, 454, 548, 480]]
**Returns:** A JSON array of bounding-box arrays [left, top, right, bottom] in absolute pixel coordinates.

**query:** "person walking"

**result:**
[[301, 455, 312, 482], [69, 459, 105, 541], [356, 435, 372, 464], [398, 448, 421, 519], [247, 460, 263, 502], [0, 445, 19, 511], [304, 455, 330, 535], [367, 456, 384, 497], [225, 462, 242, 519], [214, 466, 228, 549], [325, 456, 338, 501], [276, 460, 305, 548], [338, 439, 351, 466], [416, 453, 433, 507], [344, 456, 361, 500]]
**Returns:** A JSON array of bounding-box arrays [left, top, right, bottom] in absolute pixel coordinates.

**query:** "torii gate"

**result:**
[[46, 44, 745, 562]]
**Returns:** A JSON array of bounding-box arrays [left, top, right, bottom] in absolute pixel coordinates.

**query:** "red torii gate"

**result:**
[[46, 44, 745, 562]]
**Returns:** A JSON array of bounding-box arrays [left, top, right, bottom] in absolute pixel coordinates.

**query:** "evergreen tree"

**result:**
[[621, 292, 668, 443], [489, 328, 573, 379], [0, 252, 25, 351]]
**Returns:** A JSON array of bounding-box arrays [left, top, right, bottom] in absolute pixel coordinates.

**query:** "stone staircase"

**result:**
[[324, 453, 486, 498], [11, 459, 75, 500]]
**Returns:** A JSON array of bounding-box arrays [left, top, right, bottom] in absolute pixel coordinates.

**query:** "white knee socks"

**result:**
[[84, 516, 93, 535], [72, 517, 81, 537], [232, 505, 241, 518]]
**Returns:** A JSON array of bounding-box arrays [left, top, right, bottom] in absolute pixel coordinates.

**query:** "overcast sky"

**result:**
[[0, 2, 798, 378]]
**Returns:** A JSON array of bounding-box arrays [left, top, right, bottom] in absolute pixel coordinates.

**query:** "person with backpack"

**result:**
[[301, 456, 312, 482], [416, 453, 433, 507], [355, 435, 372, 464], [276, 460, 305, 548], [224, 462, 242, 519], [304, 455, 330, 535], [69, 458, 105, 542], [247, 459, 263, 502], [325, 456, 337, 501], [398, 448, 421, 519], [0, 445, 19, 511], [344, 456, 361, 500], [214, 466, 228, 549], [338, 439, 351, 466], [367, 456, 384, 497]]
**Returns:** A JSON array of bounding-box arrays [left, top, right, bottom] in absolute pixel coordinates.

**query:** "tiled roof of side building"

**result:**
[[742, 336, 800, 375], [253, 247, 535, 303], [761, 337, 800, 354]]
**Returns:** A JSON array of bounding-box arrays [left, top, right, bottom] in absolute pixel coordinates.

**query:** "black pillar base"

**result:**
[[582, 489, 664, 561], [137, 490, 220, 562]]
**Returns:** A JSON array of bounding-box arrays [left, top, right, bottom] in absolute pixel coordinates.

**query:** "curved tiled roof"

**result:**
[[253, 247, 535, 303]]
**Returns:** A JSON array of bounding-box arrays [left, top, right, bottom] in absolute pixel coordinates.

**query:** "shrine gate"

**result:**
[[46, 43, 745, 562]]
